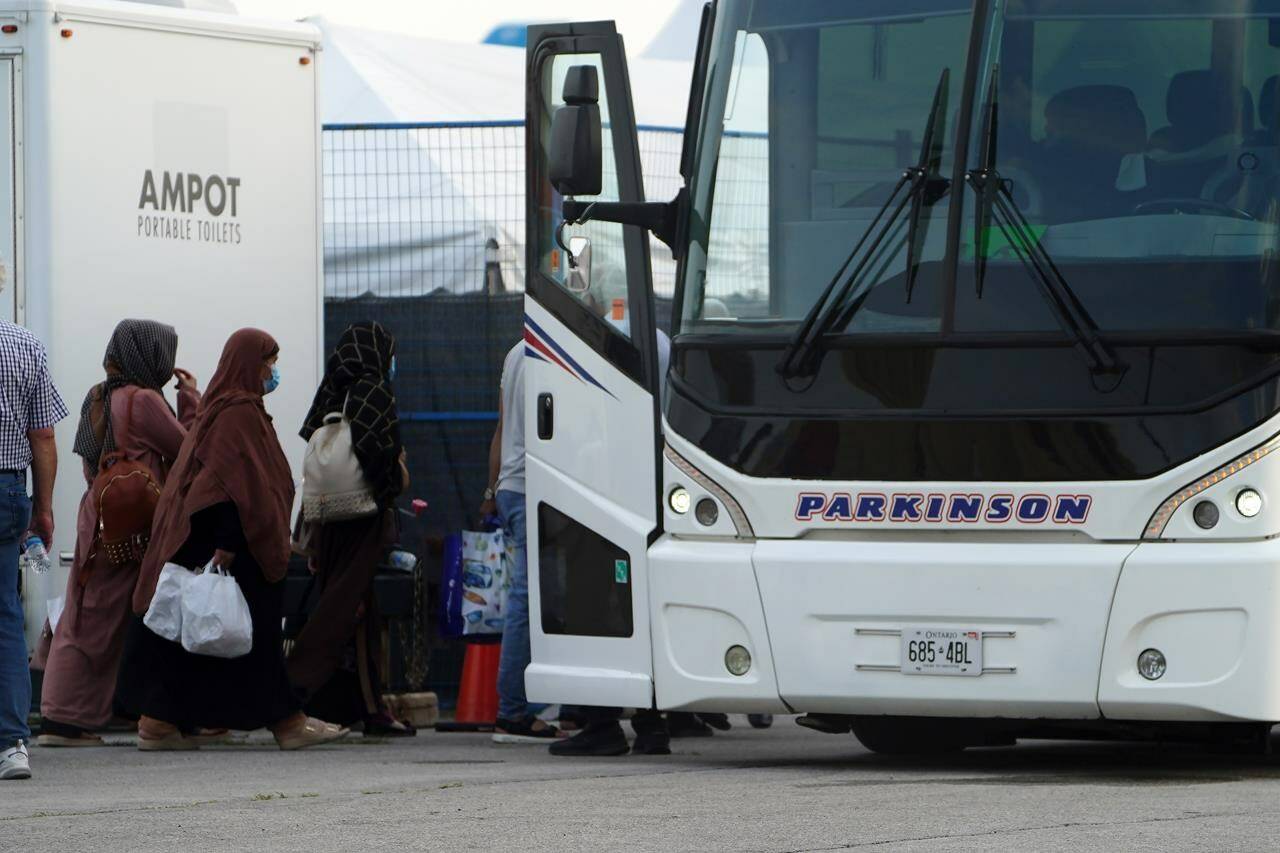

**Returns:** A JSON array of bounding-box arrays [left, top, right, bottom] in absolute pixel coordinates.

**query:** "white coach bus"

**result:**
[[521, 0, 1280, 752]]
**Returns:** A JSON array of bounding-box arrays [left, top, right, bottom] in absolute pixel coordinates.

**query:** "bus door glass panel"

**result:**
[[536, 52, 635, 337]]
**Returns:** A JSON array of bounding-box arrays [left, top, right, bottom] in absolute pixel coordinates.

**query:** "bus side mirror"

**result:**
[[565, 235, 592, 293], [548, 65, 602, 197]]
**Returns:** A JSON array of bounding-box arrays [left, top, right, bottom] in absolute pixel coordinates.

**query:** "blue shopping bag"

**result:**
[[439, 533, 466, 639]]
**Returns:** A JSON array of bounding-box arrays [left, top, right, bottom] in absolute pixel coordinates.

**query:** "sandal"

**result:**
[[492, 716, 566, 744], [188, 728, 234, 746], [363, 712, 417, 738], [274, 716, 349, 751], [38, 719, 105, 748], [37, 731, 106, 748], [137, 717, 199, 752]]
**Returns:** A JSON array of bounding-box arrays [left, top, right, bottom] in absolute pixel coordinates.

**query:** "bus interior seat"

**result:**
[[1145, 69, 1255, 200], [1037, 85, 1147, 223], [1150, 69, 1254, 153], [1251, 75, 1279, 146]]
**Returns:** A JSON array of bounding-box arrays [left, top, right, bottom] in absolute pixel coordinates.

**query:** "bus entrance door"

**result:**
[[521, 22, 662, 710]]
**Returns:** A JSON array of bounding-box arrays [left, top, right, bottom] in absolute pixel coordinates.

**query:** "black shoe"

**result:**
[[549, 722, 630, 757], [632, 729, 672, 756], [699, 713, 732, 731], [667, 712, 714, 738], [747, 714, 774, 729]]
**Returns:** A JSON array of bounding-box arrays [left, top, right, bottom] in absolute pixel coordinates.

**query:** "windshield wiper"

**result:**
[[966, 71, 1124, 380], [778, 69, 952, 381]]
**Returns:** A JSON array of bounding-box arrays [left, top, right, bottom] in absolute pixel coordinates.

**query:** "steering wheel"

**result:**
[[1132, 198, 1255, 220]]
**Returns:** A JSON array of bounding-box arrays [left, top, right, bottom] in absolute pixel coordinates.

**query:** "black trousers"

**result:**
[[579, 706, 667, 734]]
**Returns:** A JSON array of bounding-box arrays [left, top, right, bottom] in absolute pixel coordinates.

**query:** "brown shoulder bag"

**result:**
[[91, 389, 163, 568]]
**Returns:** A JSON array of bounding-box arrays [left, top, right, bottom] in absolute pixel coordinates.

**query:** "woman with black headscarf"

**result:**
[[34, 320, 200, 747], [288, 321, 413, 736]]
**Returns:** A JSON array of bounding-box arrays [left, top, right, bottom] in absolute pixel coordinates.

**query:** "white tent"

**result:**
[[317, 19, 693, 128], [316, 19, 694, 297]]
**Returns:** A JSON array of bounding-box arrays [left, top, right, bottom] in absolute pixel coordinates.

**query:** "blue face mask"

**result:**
[[389, 356, 397, 382], [264, 364, 280, 395]]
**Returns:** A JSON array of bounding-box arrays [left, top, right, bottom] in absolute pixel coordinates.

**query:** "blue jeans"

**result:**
[[495, 490, 530, 721], [0, 473, 31, 748]]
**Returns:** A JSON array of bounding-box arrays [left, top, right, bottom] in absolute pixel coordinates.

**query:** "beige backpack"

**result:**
[[301, 398, 378, 523]]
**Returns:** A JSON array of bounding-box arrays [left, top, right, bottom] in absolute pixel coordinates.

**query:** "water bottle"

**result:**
[[386, 549, 417, 572], [21, 536, 51, 575]]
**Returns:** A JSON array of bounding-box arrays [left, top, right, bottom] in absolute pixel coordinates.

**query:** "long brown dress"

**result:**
[[36, 385, 198, 730], [288, 510, 396, 724]]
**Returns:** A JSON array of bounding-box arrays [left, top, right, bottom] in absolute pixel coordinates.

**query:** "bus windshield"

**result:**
[[678, 0, 1280, 342]]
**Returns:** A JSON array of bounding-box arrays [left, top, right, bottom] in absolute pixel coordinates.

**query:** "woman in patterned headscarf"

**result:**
[[34, 320, 201, 747], [288, 322, 413, 736]]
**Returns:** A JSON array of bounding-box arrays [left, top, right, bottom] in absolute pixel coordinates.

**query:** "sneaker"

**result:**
[[549, 722, 630, 757], [492, 716, 564, 744], [0, 741, 30, 780]]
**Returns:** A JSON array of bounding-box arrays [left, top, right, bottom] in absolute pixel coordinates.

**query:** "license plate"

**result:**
[[901, 627, 983, 676]]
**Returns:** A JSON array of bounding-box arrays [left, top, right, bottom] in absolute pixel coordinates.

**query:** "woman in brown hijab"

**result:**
[[115, 329, 347, 751]]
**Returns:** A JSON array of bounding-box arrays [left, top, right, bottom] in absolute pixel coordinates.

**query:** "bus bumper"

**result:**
[[649, 536, 1280, 722], [1097, 540, 1280, 722]]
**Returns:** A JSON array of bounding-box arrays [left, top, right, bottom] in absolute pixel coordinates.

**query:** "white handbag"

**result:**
[[301, 396, 379, 522]]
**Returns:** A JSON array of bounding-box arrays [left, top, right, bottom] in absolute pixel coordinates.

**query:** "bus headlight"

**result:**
[[725, 645, 752, 676], [664, 443, 754, 538], [668, 487, 691, 515], [1144, 433, 1280, 538], [1236, 488, 1263, 518], [1137, 648, 1166, 681], [695, 498, 720, 527], [1192, 500, 1219, 530]]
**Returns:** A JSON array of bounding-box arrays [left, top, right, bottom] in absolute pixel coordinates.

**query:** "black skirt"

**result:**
[[115, 503, 300, 731]]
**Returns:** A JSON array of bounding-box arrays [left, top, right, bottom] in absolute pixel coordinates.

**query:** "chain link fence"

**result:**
[[322, 121, 700, 539]]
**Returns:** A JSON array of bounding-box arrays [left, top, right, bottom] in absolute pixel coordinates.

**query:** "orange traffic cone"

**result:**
[[435, 643, 501, 732]]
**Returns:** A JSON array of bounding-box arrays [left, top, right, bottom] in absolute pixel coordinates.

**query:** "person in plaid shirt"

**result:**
[[0, 320, 68, 780]]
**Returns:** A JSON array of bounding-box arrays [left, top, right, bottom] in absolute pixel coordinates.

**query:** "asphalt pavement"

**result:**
[[6, 718, 1280, 852]]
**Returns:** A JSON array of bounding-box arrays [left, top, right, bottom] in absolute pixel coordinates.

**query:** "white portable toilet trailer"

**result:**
[[0, 1, 324, 647]]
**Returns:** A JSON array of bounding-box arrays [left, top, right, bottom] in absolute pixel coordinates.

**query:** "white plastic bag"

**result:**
[[143, 562, 193, 642], [180, 564, 253, 658]]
